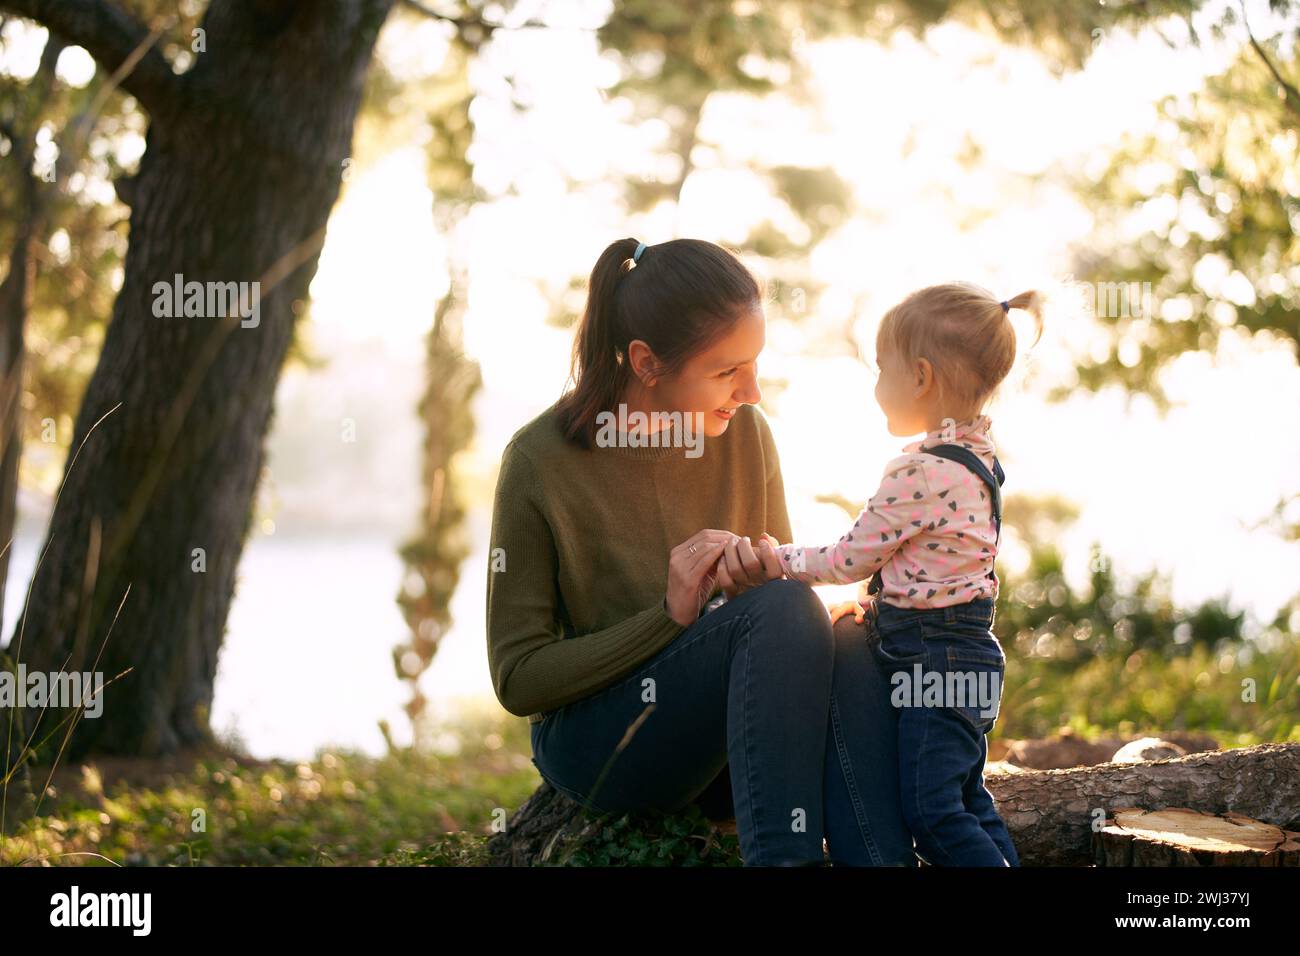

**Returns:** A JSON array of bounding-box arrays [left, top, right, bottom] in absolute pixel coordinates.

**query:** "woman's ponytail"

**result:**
[[557, 238, 641, 447], [555, 236, 762, 449]]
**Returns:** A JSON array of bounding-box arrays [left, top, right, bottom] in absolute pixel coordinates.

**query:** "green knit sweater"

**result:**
[[486, 400, 792, 723]]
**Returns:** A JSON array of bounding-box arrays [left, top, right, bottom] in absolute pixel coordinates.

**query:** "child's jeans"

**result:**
[[867, 595, 1020, 866]]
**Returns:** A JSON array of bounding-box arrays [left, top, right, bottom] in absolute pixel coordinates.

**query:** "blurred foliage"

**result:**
[[546, 0, 1225, 331], [5, 0, 1281, 487], [379, 9, 484, 742], [1066, 33, 1299, 409], [991, 490, 1300, 743], [1000, 633, 1300, 745], [394, 286, 481, 739], [0, 18, 134, 491]]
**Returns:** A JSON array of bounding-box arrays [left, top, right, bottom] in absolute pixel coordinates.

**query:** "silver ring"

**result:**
[[688, 544, 698, 555]]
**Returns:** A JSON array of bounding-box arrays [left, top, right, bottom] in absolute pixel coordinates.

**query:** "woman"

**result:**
[[486, 236, 915, 866]]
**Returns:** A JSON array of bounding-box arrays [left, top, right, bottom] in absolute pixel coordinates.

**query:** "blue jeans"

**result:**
[[529, 577, 917, 866], [869, 595, 1020, 867]]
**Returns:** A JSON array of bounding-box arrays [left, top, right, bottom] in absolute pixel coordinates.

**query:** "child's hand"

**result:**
[[758, 533, 786, 577], [828, 600, 867, 625]]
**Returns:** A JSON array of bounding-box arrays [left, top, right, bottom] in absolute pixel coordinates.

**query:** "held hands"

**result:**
[[714, 531, 785, 600], [664, 530, 787, 628], [665, 530, 734, 627]]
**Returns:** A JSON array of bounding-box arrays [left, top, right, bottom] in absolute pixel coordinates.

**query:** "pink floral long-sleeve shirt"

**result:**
[[775, 415, 1001, 610]]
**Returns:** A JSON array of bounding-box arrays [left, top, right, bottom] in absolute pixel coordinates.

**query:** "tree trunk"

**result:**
[[986, 742, 1300, 866], [488, 743, 1300, 866], [0, 644, 35, 837], [5, 0, 395, 760]]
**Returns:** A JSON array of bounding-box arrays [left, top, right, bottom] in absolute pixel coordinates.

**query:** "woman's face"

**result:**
[[634, 305, 765, 439]]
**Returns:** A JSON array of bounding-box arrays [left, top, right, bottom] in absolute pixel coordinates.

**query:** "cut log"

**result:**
[[489, 742, 1300, 866], [1093, 808, 1300, 866], [988, 742, 1300, 866]]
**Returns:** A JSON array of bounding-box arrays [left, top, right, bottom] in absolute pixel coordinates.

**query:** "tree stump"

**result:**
[[486, 780, 742, 866], [1093, 808, 1300, 866]]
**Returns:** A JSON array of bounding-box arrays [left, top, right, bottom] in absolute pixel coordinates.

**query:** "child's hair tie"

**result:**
[[999, 300, 1010, 313], [633, 241, 647, 263]]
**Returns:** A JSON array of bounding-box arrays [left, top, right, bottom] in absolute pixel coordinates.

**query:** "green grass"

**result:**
[[3, 635, 1295, 867], [993, 638, 1300, 747], [1, 709, 538, 867]]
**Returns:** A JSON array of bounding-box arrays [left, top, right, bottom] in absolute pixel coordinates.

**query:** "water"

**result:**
[[2, 527, 499, 762]]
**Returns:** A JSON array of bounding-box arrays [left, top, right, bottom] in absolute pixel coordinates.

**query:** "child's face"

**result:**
[[874, 343, 930, 436]]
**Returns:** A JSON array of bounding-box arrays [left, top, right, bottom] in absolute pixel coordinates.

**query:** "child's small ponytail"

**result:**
[[1003, 290, 1044, 349]]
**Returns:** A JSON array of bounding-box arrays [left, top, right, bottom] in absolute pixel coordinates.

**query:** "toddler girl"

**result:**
[[770, 281, 1043, 867]]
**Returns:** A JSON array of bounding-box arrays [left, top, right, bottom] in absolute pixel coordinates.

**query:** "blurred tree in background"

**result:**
[[1066, 12, 1298, 409]]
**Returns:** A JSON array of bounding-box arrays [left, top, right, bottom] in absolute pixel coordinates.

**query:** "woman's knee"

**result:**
[[746, 576, 820, 611], [745, 578, 833, 643]]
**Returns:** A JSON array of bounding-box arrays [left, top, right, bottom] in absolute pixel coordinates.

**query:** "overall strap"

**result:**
[[865, 444, 1005, 596], [922, 444, 1004, 533]]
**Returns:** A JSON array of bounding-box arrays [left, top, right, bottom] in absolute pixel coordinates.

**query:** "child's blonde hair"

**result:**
[[875, 282, 1044, 413]]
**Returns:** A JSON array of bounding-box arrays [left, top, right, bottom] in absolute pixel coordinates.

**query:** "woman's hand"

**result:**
[[715, 532, 785, 599], [665, 530, 738, 627]]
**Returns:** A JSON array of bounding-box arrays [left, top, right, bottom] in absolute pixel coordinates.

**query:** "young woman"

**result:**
[[486, 236, 915, 866]]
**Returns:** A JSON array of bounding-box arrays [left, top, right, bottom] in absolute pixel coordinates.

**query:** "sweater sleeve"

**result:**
[[755, 405, 793, 545], [775, 455, 930, 586], [485, 441, 686, 719]]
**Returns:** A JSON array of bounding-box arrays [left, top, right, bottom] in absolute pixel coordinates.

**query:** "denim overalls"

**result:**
[[862, 443, 1020, 867]]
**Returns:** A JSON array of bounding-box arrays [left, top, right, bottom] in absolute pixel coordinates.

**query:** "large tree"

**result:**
[[2, 0, 396, 759]]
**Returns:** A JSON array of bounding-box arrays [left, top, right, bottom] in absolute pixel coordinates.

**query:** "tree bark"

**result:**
[[3, 0, 395, 759], [488, 743, 1300, 866], [0, 645, 34, 837]]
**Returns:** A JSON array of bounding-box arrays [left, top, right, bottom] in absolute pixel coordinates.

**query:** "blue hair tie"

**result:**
[[633, 241, 647, 263], [999, 300, 1010, 313]]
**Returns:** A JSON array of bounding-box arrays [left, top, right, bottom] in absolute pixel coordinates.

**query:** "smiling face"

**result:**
[[627, 304, 765, 438]]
